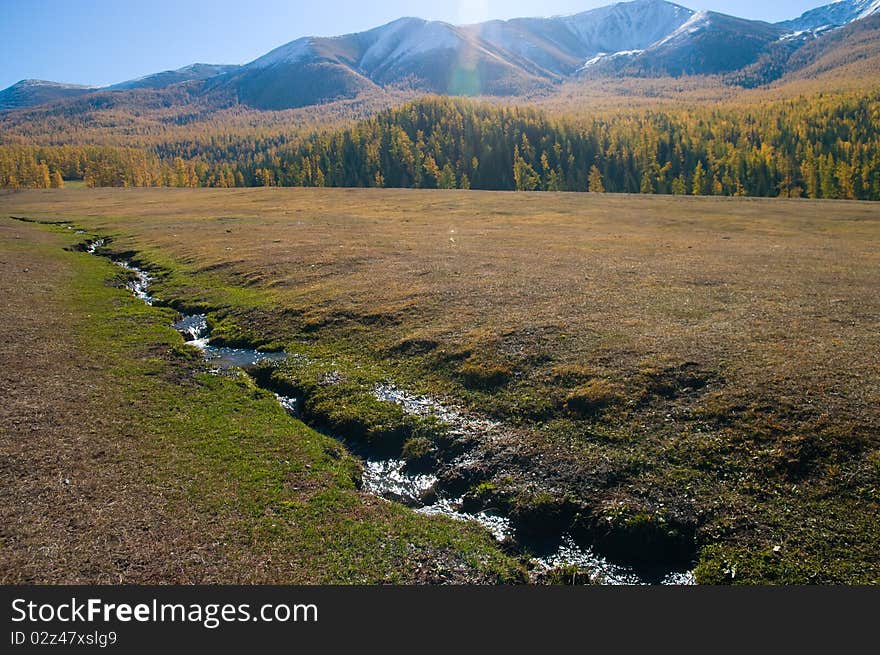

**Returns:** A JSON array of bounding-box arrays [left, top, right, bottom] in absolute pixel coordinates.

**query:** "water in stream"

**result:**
[[86, 238, 694, 585], [366, 383, 694, 585], [173, 314, 287, 370]]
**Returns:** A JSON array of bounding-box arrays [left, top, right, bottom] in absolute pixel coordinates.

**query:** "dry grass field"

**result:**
[[2, 187, 878, 583]]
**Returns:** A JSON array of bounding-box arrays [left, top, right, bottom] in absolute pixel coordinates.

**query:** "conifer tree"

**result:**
[[588, 165, 605, 193], [692, 162, 706, 196]]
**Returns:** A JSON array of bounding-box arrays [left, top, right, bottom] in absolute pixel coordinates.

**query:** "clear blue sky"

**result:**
[[1, 0, 826, 89]]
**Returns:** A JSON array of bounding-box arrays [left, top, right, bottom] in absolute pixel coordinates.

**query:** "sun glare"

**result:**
[[458, 0, 491, 24]]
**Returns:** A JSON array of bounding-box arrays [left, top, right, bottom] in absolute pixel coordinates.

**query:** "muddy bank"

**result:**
[[84, 235, 695, 584]]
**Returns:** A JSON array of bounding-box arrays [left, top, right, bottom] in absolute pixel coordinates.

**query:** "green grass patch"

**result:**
[[21, 222, 524, 583]]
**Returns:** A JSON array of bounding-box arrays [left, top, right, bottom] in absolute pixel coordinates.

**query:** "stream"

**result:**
[[87, 238, 694, 585]]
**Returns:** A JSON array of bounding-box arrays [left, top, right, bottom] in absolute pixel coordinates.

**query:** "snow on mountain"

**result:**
[[578, 49, 644, 71], [778, 0, 880, 32], [466, 18, 591, 76], [177, 63, 239, 76], [246, 17, 466, 76], [0, 79, 97, 110], [109, 63, 240, 90], [5, 0, 880, 113], [603, 11, 787, 77], [859, 0, 880, 18], [562, 0, 694, 55], [246, 38, 315, 69], [463, 0, 693, 77], [185, 0, 880, 97], [11, 79, 92, 90], [651, 10, 710, 47], [358, 18, 462, 72]]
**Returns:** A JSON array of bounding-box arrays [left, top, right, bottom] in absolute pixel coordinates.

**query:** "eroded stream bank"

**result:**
[[85, 236, 695, 585]]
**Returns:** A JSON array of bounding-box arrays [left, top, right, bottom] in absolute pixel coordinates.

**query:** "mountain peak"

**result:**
[[246, 38, 315, 69], [4, 0, 880, 113], [0, 79, 97, 110], [108, 63, 241, 90], [562, 0, 694, 57], [13, 79, 93, 89], [778, 0, 880, 31]]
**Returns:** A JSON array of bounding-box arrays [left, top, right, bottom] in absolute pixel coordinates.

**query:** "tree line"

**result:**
[[2, 92, 879, 199]]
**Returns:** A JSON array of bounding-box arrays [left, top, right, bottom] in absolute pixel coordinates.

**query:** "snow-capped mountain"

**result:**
[[2, 0, 880, 112], [359, 19, 480, 84], [246, 1, 694, 78], [561, 0, 693, 55], [467, 0, 694, 76], [778, 0, 880, 32], [222, 0, 879, 106], [626, 11, 786, 75], [227, 0, 698, 106], [229, 16, 549, 108]]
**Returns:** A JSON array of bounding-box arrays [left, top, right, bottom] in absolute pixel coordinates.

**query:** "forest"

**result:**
[[2, 91, 879, 199]]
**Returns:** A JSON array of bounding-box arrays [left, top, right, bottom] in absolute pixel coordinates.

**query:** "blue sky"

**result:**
[[1, 0, 827, 89]]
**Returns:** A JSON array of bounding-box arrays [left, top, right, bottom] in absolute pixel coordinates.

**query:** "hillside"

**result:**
[[109, 63, 241, 90], [579, 11, 787, 76], [727, 13, 880, 87], [779, 13, 880, 82], [0, 80, 97, 111], [779, 0, 880, 31]]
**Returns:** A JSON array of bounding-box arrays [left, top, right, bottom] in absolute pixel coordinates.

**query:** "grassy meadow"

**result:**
[[2, 187, 878, 583], [0, 213, 523, 583]]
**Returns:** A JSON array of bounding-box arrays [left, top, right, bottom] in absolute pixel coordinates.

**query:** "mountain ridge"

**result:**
[[778, 0, 880, 31], [2, 0, 879, 112]]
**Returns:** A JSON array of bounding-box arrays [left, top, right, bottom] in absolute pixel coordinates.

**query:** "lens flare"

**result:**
[[450, 0, 490, 95]]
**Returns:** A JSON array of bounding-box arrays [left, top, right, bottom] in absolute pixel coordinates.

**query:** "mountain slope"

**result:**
[[0, 64, 239, 111], [466, 0, 693, 77], [222, 37, 379, 111], [581, 11, 787, 76], [2, 0, 880, 114], [221, 16, 553, 109], [223, 1, 698, 107], [0, 80, 97, 111], [778, 0, 880, 32], [724, 11, 880, 87], [109, 63, 240, 90], [646, 12, 785, 75], [778, 13, 880, 81], [562, 0, 693, 56]]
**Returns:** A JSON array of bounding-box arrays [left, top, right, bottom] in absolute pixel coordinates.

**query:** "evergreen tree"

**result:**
[[3, 92, 880, 200], [438, 163, 457, 189], [692, 162, 706, 196], [672, 175, 687, 195], [588, 165, 604, 193]]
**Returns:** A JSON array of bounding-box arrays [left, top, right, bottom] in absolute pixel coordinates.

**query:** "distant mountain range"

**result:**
[[2, 0, 879, 112]]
